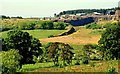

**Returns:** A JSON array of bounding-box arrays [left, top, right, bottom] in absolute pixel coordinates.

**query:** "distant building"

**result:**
[[76, 13, 86, 16], [107, 10, 115, 15], [114, 10, 120, 20], [93, 12, 101, 15]]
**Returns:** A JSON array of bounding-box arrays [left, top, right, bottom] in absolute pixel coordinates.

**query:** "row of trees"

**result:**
[[1, 15, 22, 19], [56, 7, 119, 17], [2, 21, 69, 31]]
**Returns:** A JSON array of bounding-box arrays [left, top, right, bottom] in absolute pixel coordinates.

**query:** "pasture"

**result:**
[[19, 60, 118, 72], [1, 30, 65, 39]]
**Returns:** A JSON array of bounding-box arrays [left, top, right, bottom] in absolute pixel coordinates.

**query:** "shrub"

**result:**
[[33, 55, 39, 63], [75, 60, 80, 65], [1, 49, 22, 73], [90, 62, 95, 67], [81, 57, 89, 64], [103, 23, 113, 28], [107, 67, 116, 74], [86, 22, 102, 29], [40, 21, 54, 29], [48, 35, 54, 38], [53, 22, 69, 30]]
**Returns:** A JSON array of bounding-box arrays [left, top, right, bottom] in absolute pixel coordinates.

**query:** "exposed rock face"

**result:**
[[68, 17, 94, 26]]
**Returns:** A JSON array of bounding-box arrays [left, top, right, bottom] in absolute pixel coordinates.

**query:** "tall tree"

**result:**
[[98, 22, 120, 60], [47, 42, 74, 66], [2, 30, 43, 64]]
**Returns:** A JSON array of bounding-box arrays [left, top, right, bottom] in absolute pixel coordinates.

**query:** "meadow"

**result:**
[[19, 60, 118, 72], [1, 29, 65, 39]]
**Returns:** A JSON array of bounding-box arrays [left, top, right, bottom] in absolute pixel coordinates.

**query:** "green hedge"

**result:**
[[2, 20, 70, 31]]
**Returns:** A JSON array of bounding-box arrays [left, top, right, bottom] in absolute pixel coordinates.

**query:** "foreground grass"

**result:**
[[19, 60, 118, 72], [1, 30, 65, 39]]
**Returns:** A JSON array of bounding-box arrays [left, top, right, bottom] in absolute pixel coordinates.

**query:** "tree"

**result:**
[[40, 21, 53, 29], [1, 49, 22, 74], [53, 22, 67, 30], [2, 30, 43, 64], [98, 22, 120, 60], [47, 42, 74, 66], [61, 44, 74, 65], [48, 42, 59, 65]]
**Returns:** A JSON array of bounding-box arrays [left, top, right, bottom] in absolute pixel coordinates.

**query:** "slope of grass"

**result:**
[[1, 30, 65, 39], [40, 27, 101, 44]]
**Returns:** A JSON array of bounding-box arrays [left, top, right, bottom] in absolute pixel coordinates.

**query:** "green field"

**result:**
[[1, 30, 65, 39], [19, 60, 118, 72]]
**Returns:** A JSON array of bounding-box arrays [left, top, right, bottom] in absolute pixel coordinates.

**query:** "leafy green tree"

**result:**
[[46, 42, 74, 66], [2, 30, 43, 64], [45, 21, 54, 29], [1, 49, 22, 74], [98, 22, 120, 60], [61, 44, 74, 65], [40, 21, 53, 29], [48, 43, 59, 65], [86, 22, 102, 29], [53, 22, 68, 30]]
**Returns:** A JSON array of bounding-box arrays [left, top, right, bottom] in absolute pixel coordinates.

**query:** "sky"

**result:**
[[0, 0, 120, 18]]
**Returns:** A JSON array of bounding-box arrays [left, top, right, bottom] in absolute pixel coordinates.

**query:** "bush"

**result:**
[[48, 35, 54, 38], [75, 60, 80, 65], [81, 57, 89, 64], [103, 23, 113, 28], [86, 22, 102, 29], [40, 21, 54, 29], [33, 55, 39, 63], [90, 62, 95, 67], [107, 67, 116, 74], [1, 49, 22, 73], [18, 22, 35, 30], [53, 22, 69, 30]]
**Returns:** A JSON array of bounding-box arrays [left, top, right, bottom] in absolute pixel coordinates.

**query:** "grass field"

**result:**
[[19, 60, 118, 72], [1, 30, 65, 39]]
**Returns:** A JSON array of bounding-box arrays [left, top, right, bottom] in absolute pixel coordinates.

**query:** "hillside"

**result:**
[[40, 27, 101, 45]]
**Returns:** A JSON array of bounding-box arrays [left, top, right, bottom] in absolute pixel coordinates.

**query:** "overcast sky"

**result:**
[[0, 0, 120, 17]]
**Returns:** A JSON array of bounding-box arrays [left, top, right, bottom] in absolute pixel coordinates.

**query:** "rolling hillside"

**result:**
[[40, 27, 101, 45]]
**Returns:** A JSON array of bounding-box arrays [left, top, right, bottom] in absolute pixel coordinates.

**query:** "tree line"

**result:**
[[1, 21, 70, 31], [56, 7, 120, 17]]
